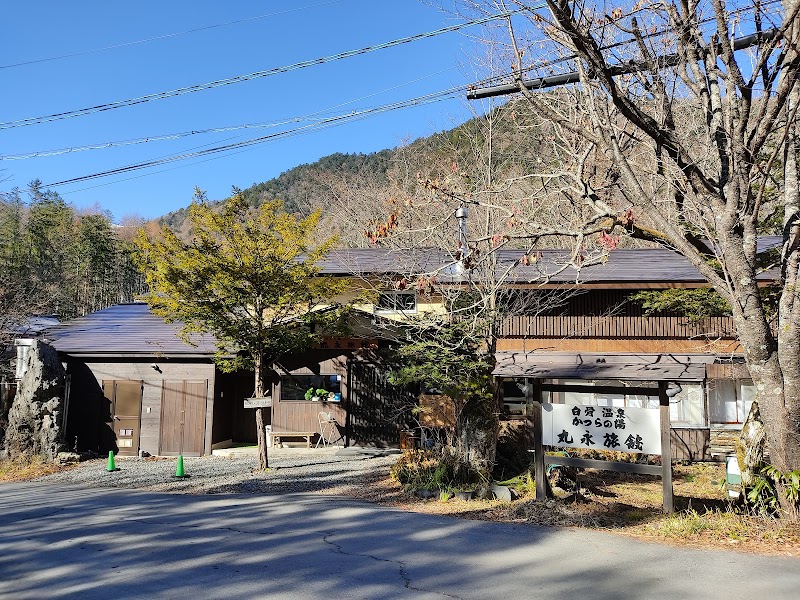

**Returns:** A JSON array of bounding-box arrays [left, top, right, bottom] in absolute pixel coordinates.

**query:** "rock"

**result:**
[[56, 452, 80, 464], [491, 484, 513, 501], [4, 341, 66, 461]]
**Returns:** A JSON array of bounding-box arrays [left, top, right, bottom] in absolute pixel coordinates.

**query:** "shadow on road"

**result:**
[[0, 482, 796, 599]]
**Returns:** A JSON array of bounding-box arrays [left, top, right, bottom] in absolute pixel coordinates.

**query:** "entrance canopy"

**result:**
[[493, 352, 709, 382]]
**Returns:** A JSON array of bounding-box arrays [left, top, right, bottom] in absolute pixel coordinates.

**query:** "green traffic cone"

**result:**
[[174, 454, 185, 478], [106, 451, 118, 472]]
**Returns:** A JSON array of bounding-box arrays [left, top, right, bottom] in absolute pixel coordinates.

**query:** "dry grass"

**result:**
[[0, 455, 75, 482], [337, 461, 800, 557]]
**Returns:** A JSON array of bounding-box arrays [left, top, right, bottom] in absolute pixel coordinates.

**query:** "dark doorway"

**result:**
[[347, 361, 416, 446]]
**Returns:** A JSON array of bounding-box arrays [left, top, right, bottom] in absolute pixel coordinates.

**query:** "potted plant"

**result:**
[[305, 387, 329, 402]]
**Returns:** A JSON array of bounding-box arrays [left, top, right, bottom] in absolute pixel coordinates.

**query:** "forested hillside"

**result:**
[[0, 181, 147, 355], [154, 105, 536, 245]]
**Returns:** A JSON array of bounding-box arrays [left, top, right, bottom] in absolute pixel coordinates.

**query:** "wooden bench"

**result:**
[[269, 431, 318, 448]]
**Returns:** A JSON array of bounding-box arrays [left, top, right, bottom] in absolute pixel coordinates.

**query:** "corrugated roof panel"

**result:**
[[44, 303, 219, 355]]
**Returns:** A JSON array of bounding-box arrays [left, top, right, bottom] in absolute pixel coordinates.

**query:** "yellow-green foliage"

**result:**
[[134, 191, 347, 389]]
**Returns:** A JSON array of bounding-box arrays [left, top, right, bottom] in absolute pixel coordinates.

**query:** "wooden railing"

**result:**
[[498, 314, 738, 339]]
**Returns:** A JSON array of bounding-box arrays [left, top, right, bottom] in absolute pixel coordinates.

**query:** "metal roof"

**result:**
[[44, 303, 220, 356], [493, 351, 711, 381], [315, 248, 449, 276], [316, 237, 782, 284]]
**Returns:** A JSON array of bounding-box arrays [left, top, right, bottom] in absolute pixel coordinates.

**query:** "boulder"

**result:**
[[4, 341, 66, 461], [491, 484, 514, 501]]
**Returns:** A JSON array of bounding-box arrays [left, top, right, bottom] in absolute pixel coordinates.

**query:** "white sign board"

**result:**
[[542, 403, 661, 455], [244, 397, 272, 408]]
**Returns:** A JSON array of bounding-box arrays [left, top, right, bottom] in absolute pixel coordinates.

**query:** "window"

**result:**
[[375, 292, 416, 314], [280, 374, 341, 401], [502, 380, 528, 401], [709, 378, 755, 425], [501, 379, 530, 417], [549, 379, 706, 426], [668, 383, 705, 427], [559, 379, 660, 409]]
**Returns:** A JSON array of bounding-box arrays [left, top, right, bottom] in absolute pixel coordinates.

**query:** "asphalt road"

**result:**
[[0, 482, 798, 600]]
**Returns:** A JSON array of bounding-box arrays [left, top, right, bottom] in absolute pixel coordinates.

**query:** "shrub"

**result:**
[[391, 449, 481, 491]]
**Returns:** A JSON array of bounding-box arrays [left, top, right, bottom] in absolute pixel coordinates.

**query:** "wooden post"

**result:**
[[345, 360, 352, 448], [659, 382, 674, 513], [530, 379, 547, 501]]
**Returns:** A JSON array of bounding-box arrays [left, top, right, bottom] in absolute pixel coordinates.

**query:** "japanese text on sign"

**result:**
[[542, 403, 661, 455]]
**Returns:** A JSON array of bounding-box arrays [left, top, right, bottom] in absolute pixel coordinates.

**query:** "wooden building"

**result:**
[[486, 242, 778, 461], [40, 240, 779, 459], [44, 303, 412, 456]]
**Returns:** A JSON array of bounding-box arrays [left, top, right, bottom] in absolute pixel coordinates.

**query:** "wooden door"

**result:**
[[159, 380, 208, 456], [103, 380, 143, 456], [183, 381, 207, 455]]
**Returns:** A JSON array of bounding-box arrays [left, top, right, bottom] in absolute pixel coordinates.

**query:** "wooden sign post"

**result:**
[[531, 380, 674, 513], [659, 381, 674, 513]]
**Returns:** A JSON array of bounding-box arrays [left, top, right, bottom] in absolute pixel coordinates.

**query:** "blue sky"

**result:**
[[1, 0, 497, 220]]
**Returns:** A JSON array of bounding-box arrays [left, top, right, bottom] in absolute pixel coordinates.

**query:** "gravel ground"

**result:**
[[39, 449, 398, 496]]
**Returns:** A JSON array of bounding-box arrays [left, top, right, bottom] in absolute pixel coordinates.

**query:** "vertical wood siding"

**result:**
[[670, 428, 711, 461], [499, 290, 736, 339], [70, 360, 215, 456], [272, 351, 349, 436]]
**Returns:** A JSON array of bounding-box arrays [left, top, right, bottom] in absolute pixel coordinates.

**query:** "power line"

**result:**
[[1, 67, 457, 160], [0, 0, 347, 70], [468, 27, 780, 100], [467, 0, 782, 99], [45, 86, 468, 187], [0, 10, 529, 131], [0, 118, 318, 160]]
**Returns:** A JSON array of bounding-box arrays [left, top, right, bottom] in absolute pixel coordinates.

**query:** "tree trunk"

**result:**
[[254, 352, 269, 470], [256, 407, 268, 470], [456, 382, 500, 480]]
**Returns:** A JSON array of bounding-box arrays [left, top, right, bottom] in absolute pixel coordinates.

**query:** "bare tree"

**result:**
[[324, 100, 580, 478], [454, 0, 800, 514]]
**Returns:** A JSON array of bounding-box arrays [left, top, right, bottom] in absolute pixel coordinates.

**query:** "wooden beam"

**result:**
[[659, 382, 675, 513], [540, 383, 661, 396], [495, 338, 743, 354], [530, 379, 547, 501], [543, 454, 663, 476]]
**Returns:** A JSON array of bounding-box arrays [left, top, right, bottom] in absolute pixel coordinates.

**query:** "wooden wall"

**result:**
[[671, 428, 711, 462], [497, 289, 741, 354], [272, 350, 349, 436], [499, 315, 737, 339], [65, 358, 215, 456]]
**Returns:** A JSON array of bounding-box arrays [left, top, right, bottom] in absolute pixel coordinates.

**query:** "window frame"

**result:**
[[279, 374, 342, 402], [374, 291, 417, 315], [708, 378, 755, 425]]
